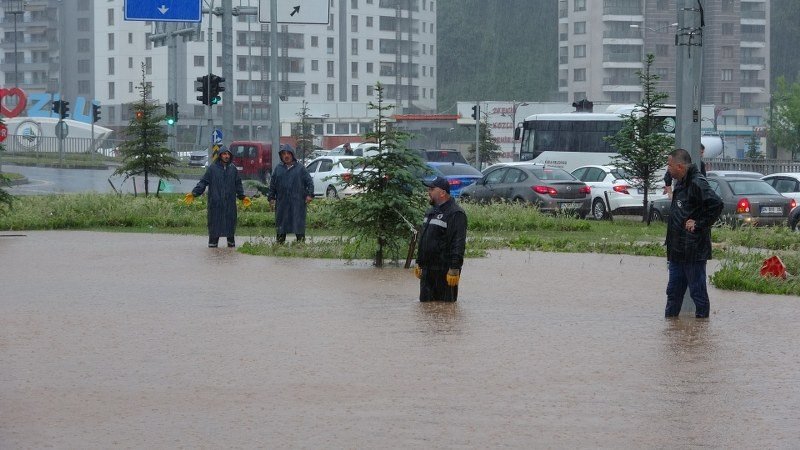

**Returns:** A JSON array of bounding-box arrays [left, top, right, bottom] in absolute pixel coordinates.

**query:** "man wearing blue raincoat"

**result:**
[[268, 146, 314, 243]]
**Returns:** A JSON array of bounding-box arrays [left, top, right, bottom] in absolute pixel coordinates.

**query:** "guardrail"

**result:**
[[708, 158, 800, 175]]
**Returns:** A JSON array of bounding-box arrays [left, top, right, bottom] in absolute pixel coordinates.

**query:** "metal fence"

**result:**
[[707, 158, 800, 176], [2, 135, 203, 160]]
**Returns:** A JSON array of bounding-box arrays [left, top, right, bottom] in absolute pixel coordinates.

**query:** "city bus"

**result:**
[[515, 105, 723, 172]]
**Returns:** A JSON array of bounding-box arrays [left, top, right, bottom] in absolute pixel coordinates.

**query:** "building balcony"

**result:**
[[740, 32, 766, 43], [603, 53, 643, 63], [603, 29, 642, 39], [741, 79, 765, 88], [603, 6, 642, 15], [603, 77, 640, 86], [741, 10, 766, 20], [740, 56, 765, 65]]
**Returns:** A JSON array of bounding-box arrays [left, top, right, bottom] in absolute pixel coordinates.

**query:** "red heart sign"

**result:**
[[0, 87, 28, 118]]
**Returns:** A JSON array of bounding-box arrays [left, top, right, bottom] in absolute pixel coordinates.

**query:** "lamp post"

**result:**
[[501, 101, 528, 161], [6, 0, 25, 88]]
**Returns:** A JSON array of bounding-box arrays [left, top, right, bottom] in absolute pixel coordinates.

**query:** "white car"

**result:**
[[571, 165, 666, 219], [760, 173, 800, 203], [305, 155, 364, 199]]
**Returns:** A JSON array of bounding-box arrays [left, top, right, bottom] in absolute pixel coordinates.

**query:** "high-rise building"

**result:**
[[0, 0, 438, 145], [558, 0, 770, 150]]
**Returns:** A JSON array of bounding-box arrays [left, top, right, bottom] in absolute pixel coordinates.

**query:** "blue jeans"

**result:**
[[665, 260, 710, 318]]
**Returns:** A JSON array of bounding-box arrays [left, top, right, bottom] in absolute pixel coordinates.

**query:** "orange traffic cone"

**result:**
[[760, 255, 787, 279]]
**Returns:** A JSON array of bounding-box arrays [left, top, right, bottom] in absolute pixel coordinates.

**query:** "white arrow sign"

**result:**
[[158, 5, 169, 15]]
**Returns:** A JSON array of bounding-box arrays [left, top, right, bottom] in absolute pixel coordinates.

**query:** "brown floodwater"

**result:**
[[1, 231, 799, 448]]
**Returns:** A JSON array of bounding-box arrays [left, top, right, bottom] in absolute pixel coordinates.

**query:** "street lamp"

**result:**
[[6, 0, 26, 88], [501, 101, 528, 161]]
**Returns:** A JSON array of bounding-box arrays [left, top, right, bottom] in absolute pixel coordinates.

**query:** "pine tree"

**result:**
[[292, 100, 315, 163], [745, 133, 764, 159], [333, 82, 428, 267], [113, 63, 178, 197], [466, 112, 502, 168], [605, 53, 675, 223]]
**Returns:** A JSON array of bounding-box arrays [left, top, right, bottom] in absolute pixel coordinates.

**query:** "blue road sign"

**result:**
[[212, 129, 223, 144], [124, 0, 202, 22]]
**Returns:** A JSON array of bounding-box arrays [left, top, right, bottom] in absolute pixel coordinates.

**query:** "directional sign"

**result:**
[[124, 0, 202, 23], [212, 129, 223, 144], [259, 0, 330, 24]]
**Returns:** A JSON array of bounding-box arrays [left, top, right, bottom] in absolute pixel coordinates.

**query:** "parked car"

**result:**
[[326, 142, 380, 157], [571, 164, 666, 219], [421, 162, 483, 197], [188, 150, 209, 168], [305, 155, 364, 199], [649, 174, 796, 226], [459, 162, 591, 217], [415, 148, 468, 164], [706, 170, 763, 179], [229, 141, 273, 184], [761, 173, 800, 203]]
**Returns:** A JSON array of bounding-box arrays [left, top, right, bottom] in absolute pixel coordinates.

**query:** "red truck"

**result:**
[[229, 141, 272, 184]]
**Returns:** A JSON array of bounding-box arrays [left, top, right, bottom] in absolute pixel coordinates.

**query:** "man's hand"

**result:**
[[183, 193, 194, 205], [446, 268, 460, 287], [413, 265, 422, 279], [242, 197, 252, 208], [269, 199, 276, 211], [685, 219, 696, 233], [306, 195, 313, 204]]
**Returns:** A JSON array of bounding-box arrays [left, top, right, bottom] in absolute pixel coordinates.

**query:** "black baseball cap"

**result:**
[[424, 176, 450, 193]]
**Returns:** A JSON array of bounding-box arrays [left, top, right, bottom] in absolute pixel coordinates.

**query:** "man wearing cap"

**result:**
[[268, 146, 314, 243], [185, 146, 251, 248], [413, 176, 468, 302]]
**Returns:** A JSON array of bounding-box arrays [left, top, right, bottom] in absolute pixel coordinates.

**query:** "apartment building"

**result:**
[[0, 0, 438, 144], [558, 0, 770, 156]]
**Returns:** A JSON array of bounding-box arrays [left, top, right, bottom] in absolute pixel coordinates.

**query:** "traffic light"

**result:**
[[51, 100, 61, 116], [165, 102, 178, 125], [135, 110, 144, 121], [196, 74, 210, 105], [51, 100, 69, 119], [92, 103, 101, 123], [470, 105, 479, 120], [572, 99, 594, 112], [209, 74, 225, 105]]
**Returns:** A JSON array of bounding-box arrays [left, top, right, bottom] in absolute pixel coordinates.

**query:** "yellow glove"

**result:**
[[242, 197, 252, 208], [413, 265, 422, 279], [446, 268, 461, 287], [183, 193, 194, 205]]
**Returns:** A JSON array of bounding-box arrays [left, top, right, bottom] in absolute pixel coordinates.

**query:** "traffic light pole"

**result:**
[[474, 101, 481, 170], [168, 24, 178, 156], [270, 0, 280, 172], [206, 0, 216, 161]]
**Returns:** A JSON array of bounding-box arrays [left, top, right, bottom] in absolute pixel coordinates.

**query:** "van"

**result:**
[[229, 141, 273, 183]]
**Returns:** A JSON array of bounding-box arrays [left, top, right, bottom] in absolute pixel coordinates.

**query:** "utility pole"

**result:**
[[206, 0, 215, 160], [270, 0, 280, 171], [474, 100, 481, 170], [675, 0, 704, 165], [168, 23, 178, 155], [222, 0, 233, 142]]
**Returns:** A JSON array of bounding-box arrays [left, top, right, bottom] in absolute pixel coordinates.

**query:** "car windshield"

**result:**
[[728, 180, 780, 195], [435, 164, 482, 176], [531, 167, 576, 180], [339, 160, 359, 169], [610, 168, 629, 180]]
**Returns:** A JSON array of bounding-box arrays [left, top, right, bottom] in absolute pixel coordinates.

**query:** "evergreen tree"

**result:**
[[292, 100, 315, 163], [113, 64, 178, 197], [605, 54, 675, 223], [333, 83, 428, 267], [466, 112, 502, 168], [745, 133, 764, 159]]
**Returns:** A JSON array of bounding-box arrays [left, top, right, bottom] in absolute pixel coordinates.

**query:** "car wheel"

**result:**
[[592, 198, 608, 220], [789, 207, 800, 232], [649, 207, 663, 223], [326, 185, 339, 199]]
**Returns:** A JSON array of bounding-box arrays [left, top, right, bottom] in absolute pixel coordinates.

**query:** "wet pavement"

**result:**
[[1, 231, 799, 448]]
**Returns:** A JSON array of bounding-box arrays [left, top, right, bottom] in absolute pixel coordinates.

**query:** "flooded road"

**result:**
[[1, 231, 799, 448]]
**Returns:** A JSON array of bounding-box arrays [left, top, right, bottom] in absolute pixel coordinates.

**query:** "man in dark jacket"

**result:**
[[185, 146, 250, 248], [268, 146, 314, 243], [414, 177, 468, 302], [664, 143, 707, 197], [664, 148, 723, 318]]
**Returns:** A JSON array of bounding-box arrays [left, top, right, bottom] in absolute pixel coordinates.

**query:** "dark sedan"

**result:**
[[649, 175, 796, 226], [459, 162, 591, 217]]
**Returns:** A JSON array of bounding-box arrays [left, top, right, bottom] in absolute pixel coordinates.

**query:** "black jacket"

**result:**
[[665, 165, 723, 262], [416, 198, 467, 270]]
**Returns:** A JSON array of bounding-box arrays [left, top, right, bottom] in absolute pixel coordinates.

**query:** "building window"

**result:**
[[327, 61, 334, 77], [722, 23, 733, 35], [312, 83, 319, 95], [351, 38, 358, 55], [721, 69, 733, 81], [351, 0, 358, 8], [367, 85, 374, 97], [573, 68, 586, 82], [108, 82, 115, 99], [721, 0, 733, 12], [108, 33, 115, 50], [78, 39, 91, 52], [351, 62, 358, 78], [145, 57, 152, 75], [722, 46, 734, 59], [656, 68, 668, 80], [311, 36, 318, 47], [656, 44, 668, 57], [574, 0, 586, 11], [328, 13, 334, 30], [311, 60, 319, 71], [108, 58, 115, 75], [107, 8, 114, 26], [574, 22, 586, 35], [327, 37, 334, 54], [573, 44, 586, 58], [366, 62, 373, 73], [194, 56, 204, 67], [77, 18, 90, 31], [366, 39, 373, 50], [351, 15, 358, 32], [129, 57, 133, 69], [327, 84, 334, 101], [721, 92, 733, 104], [129, 81, 134, 93], [77, 60, 90, 74], [352, 85, 359, 102], [656, 0, 668, 10]]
